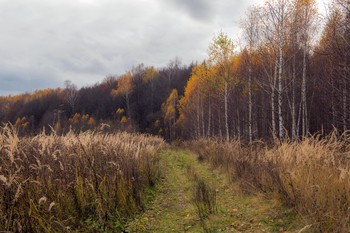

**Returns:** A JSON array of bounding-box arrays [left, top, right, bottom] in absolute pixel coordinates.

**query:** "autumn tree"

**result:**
[[162, 89, 178, 140], [111, 72, 133, 118], [293, 0, 318, 137], [64, 80, 79, 115], [208, 32, 237, 141], [312, 0, 350, 134], [242, 6, 260, 143], [177, 63, 214, 138], [261, 0, 293, 139], [143, 66, 158, 112]]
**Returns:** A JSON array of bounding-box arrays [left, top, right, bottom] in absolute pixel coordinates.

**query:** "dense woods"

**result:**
[[179, 0, 350, 141], [0, 62, 192, 138], [0, 0, 349, 142]]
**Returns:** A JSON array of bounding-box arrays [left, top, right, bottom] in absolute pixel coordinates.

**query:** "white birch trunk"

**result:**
[[196, 94, 200, 138], [292, 55, 296, 139], [248, 66, 253, 144], [224, 81, 229, 141], [271, 59, 278, 140], [301, 46, 308, 137], [207, 96, 211, 137], [201, 97, 205, 138], [278, 45, 284, 139]]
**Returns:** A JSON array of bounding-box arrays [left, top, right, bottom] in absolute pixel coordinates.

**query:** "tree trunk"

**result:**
[[271, 89, 276, 140], [207, 96, 211, 137], [126, 91, 130, 118], [271, 58, 278, 140], [278, 45, 284, 139], [224, 81, 229, 141], [248, 66, 253, 144], [201, 97, 205, 137], [237, 108, 241, 140], [331, 68, 336, 128], [343, 76, 347, 133], [301, 46, 308, 137], [196, 94, 200, 138], [292, 54, 297, 139], [218, 109, 223, 140]]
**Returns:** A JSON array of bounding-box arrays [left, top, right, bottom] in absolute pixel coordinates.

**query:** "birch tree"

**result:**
[[294, 0, 318, 137], [243, 6, 261, 144], [263, 0, 292, 139], [208, 32, 236, 141], [64, 80, 78, 115], [162, 89, 178, 140]]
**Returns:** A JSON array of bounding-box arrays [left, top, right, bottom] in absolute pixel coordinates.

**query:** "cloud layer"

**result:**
[[0, 0, 329, 95]]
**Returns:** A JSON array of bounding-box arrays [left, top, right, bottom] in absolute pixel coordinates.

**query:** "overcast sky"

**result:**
[[0, 0, 331, 96]]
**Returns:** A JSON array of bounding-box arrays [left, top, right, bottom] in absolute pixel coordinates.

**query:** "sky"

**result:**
[[0, 0, 331, 96]]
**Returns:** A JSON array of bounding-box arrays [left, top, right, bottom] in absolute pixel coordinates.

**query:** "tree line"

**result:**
[[0, 0, 349, 141], [0, 61, 192, 137], [178, 0, 350, 141]]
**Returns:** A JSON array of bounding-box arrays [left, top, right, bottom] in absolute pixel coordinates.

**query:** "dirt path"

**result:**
[[126, 150, 302, 232]]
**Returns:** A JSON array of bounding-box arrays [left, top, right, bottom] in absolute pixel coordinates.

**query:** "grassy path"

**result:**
[[126, 150, 301, 232]]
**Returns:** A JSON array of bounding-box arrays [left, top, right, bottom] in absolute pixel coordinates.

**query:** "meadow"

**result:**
[[188, 135, 350, 232], [0, 124, 164, 232], [1, 122, 350, 232]]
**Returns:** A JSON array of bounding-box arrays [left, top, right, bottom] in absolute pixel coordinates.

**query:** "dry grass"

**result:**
[[187, 135, 350, 232], [0, 124, 164, 232]]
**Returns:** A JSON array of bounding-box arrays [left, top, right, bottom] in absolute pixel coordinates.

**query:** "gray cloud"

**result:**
[[0, 0, 330, 96], [158, 0, 215, 21], [0, 69, 61, 96]]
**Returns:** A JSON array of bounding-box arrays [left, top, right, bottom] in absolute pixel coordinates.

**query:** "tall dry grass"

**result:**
[[0, 124, 164, 232], [188, 135, 350, 232]]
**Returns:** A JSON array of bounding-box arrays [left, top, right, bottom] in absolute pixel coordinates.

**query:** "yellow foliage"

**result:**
[[82, 114, 90, 121], [120, 116, 128, 124], [88, 117, 95, 126], [54, 122, 61, 132], [143, 66, 158, 83], [162, 89, 178, 124], [29, 89, 55, 102], [111, 72, 133, 97], [68, 113, 81, 124], [116, 108, 125, 116], [22, 122, 29, 128]]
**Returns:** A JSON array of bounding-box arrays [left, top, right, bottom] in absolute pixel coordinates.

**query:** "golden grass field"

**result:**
[[1, 123, 350, 232], [188, 135, 350, 232], [0, 124, 164, 232]]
